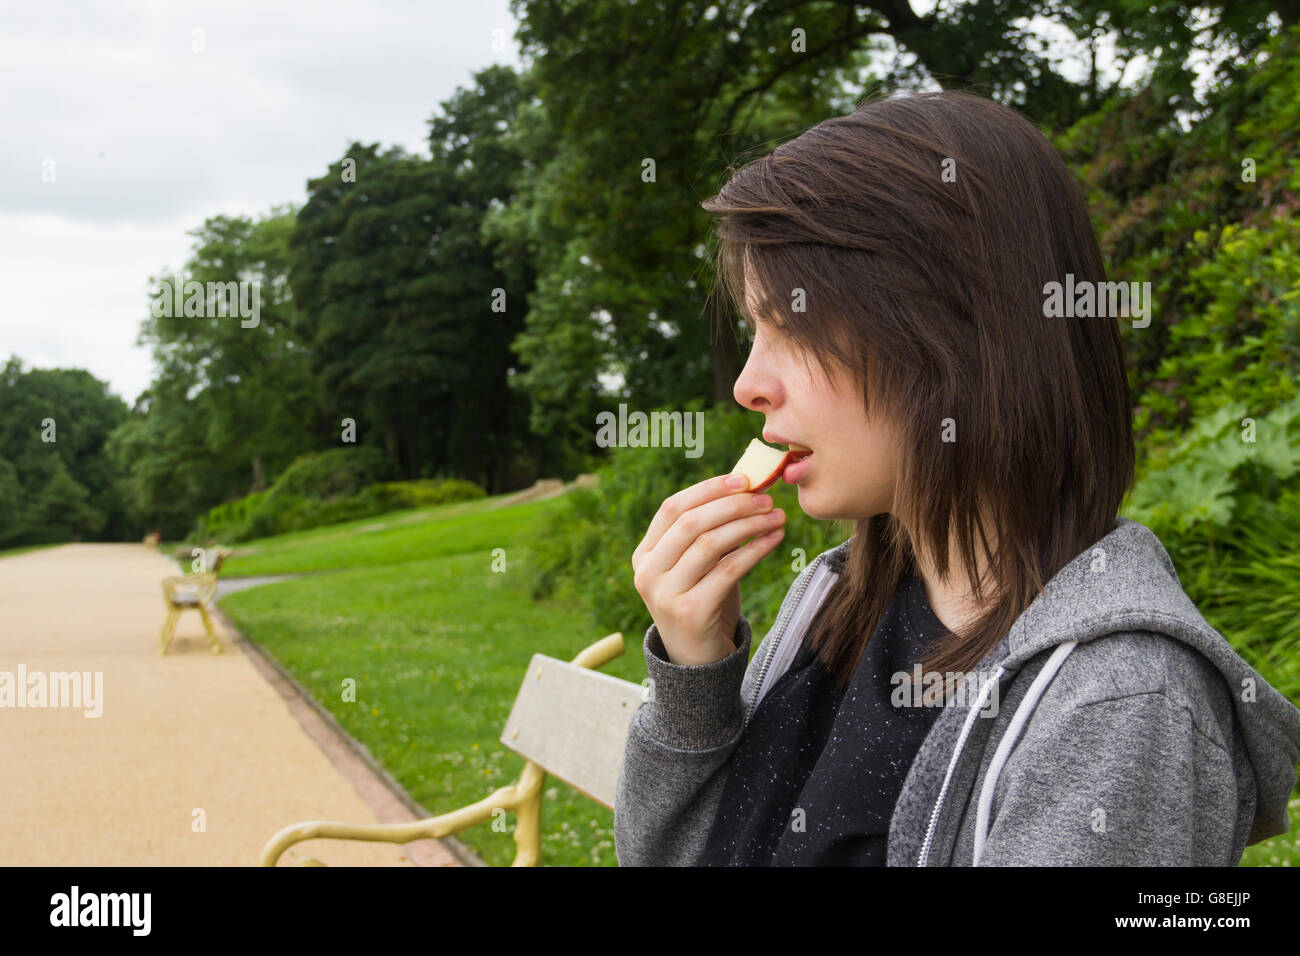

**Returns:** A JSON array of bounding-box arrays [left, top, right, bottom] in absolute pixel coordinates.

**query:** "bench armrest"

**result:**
[[259, 764, 546, 866], [258, 632, 626, 866]]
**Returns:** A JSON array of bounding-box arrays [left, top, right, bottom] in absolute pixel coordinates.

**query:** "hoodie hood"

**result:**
[[979, 516, 1300, 846]]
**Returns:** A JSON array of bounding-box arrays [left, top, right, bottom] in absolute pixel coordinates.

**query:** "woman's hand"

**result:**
[[631, 473, 787, 666]]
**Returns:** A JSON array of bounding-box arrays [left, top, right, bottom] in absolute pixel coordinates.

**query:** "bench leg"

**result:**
[[511, 763, 545, 866], [160, 608, 180, 655], [197, 604, 221, 654]]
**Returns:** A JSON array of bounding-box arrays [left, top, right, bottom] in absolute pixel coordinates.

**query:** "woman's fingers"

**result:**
[[632, 473, 746, 572], [660, 507, 787, 593], [629, 473, 787, 666], [691, 525, 786, 610], [636, 487, 774, 587]]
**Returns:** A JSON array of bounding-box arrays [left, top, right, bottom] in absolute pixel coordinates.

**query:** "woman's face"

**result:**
[[732, 297, 899, 521]]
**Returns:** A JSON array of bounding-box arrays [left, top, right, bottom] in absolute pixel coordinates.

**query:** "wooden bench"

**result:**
[[258, 631, 644, 866], [158, 546, 234, 655], [159, 571, 221, 655]]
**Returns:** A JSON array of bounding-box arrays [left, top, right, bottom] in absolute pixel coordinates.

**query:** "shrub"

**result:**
[[238, 492, 311, 540], [190, 447, 394, 541], [194, 489, 270, 542], [270, 447, 392, 499], [1134, 217, 1300, 464], [1054, 25, 1300, 450], [1123, 397, 1300, 704], [367, 478, 486, 510], [190, 473, 488, 543]]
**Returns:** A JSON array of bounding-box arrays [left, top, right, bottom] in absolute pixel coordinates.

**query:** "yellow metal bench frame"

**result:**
[[258, 631, 642, 867], [159, 571, 221, 655]]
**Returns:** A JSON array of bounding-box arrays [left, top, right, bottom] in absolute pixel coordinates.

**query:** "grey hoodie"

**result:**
[[613, 517, 1300, 865]]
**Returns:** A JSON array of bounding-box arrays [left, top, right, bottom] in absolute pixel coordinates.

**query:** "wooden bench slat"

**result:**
[[500, 654, 644, 809]]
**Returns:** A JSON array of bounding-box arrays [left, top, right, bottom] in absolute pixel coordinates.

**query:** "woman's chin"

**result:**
[[793, 486, 831, 520], [794, 486, 870, 523]]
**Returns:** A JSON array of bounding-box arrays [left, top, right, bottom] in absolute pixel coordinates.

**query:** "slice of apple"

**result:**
[[731, 439, 812, 492]]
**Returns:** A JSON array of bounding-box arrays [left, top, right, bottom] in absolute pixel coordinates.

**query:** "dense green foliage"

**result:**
[[24, 7, 1299, 550], [0, 357, 129, 546], [191, 447, 484, 543], [105, 211, 322, 539], [1126, 399, 1300, 703], [290, 74, 543, 488], [263, 447, 391, 499], [1055, 25, 1300, 457]]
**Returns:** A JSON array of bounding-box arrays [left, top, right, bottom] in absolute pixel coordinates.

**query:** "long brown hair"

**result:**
[[701, 90, 1135, 693]]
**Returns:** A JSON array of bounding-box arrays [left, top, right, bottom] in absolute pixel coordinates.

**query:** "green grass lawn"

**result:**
[[179, 494, 506, 577], [215, 494, 559, 577], [217, 492, 643, 867], [214, 492, 1300, 867]]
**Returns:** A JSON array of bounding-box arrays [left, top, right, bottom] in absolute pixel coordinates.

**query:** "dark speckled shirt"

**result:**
[[699, 570, 948, 866]]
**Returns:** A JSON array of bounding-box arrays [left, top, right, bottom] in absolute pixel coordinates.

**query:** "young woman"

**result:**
[[613, 90, 1300, 866]]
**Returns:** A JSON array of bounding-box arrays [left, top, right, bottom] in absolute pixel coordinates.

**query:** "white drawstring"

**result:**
[[972, 640, 1078, 865], [918, 664, 1006, 865]]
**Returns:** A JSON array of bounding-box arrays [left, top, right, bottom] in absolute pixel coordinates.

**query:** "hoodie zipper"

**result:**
[[744, 552, 827, 724], [917, 763, 951, 866]]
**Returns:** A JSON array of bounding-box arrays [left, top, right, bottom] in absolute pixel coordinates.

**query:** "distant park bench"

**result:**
[[258, 631, 643, 866], [158, 546, 233, 655]]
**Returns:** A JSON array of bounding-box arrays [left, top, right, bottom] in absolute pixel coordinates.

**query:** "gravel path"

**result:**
[[0, 543, 461, 866]]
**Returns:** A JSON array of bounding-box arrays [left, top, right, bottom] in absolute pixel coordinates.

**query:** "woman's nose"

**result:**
[[733, 352, 779, 411]]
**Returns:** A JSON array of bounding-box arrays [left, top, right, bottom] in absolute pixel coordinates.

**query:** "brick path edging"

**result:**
[[213, 605, 487, 867]]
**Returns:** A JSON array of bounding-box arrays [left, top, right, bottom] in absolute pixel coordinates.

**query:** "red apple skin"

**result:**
[[747, 451, 795, 492]]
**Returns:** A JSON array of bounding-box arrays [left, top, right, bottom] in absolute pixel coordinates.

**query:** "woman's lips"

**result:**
[[784, 450, 813, 484]]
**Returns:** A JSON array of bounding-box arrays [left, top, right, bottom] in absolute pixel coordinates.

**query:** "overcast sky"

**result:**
[[1, 0, 523, 406]]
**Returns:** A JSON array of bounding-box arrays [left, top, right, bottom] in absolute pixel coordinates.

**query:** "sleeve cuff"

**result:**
[[637, 616, 752, 751]]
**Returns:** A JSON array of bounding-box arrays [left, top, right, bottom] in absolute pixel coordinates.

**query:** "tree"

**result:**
[[291, 66, 546, 489], [0, 457, 22, 543], [291, 142, 472, 479], [138, 209, 322, 497], [105, 366, 238, 539], [500, 0, 858, 449], [0, 356, 128, 541], [427, 65, 554, 487], [25, 458, 104, 539]]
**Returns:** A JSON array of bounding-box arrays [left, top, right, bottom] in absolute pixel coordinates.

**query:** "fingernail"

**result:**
[[725, 474, 748, 489]]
